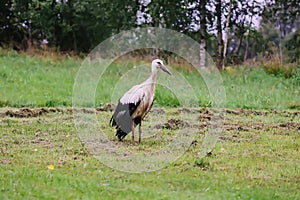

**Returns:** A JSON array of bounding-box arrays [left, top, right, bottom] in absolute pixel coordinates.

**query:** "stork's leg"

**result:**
[[131, 120, 135, 142], [138, 123, 142, 143]]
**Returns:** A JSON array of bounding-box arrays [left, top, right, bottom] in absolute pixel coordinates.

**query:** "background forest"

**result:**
[[1, 0, 300, 66]]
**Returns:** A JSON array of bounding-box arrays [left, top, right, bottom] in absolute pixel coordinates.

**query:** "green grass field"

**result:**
[[0, 51, 299, 109], [0, 107, 299, 199], [0, 52, 300, 199]]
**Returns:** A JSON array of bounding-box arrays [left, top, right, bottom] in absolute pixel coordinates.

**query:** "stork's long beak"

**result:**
[[161, 64, 172, 75]]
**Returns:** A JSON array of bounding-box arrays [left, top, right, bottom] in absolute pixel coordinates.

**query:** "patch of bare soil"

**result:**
[[96, 103, 116, 112], [225, 108, 300, 118], [193, 108, 299, 144], [31, 138, 51, 145], [274, 121, 300, 130], [225, 109, 244, 115], [223, 122, 265, 131], [163, 118, 190, 130], [222, 121, 300, 133], [0, 107, 64, 118], [1, 107, 299, 134], [219, 135, 260, 143], [225, 108, 275, 116], [198, 110, 213, 121], [0, 104, 117, 118]]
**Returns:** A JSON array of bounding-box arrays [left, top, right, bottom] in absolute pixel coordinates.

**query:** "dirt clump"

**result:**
[[163, 118, 190, 130], [247, 110, 269, 115], [96, 103, 116, 112], [277, 121, 300, 130], [0, 107, 51, 118], [226, 109, 243, 115], [198, 110, 213, 121], [223, 123, 244, 131]]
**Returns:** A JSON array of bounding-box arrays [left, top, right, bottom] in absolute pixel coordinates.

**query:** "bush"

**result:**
[[292, 65, 300, 86], [262, 61, 297, 78]]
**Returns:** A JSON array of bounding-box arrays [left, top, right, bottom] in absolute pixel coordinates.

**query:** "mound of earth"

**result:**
[[163, 118, 190, 130]]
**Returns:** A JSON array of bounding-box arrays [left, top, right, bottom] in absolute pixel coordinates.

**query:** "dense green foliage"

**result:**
[[0, 0, 139, 52], [0, 0, 299, 64]]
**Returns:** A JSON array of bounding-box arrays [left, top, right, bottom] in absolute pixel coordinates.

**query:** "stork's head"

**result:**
[[152, 59, 172, 75]]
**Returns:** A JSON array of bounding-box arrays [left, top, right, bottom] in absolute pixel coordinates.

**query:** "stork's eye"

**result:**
[[157, 62, 161, 65]]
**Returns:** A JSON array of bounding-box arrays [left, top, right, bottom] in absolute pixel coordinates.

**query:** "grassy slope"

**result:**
[[0, 109, 299, 199], [0, 52, 78, 107], [0, 51, 299, 110]]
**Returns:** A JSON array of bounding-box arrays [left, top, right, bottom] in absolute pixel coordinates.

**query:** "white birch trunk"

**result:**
[[200, 39, 206, 68], [222, 1, 233, 70]]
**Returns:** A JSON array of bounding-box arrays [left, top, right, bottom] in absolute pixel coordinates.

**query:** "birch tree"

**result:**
[[199, 0, 207, 68]]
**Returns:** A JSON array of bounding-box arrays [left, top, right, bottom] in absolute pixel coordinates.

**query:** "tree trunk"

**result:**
[[236, 33, 244, 58], [216, 0, 223, 69], [222, 0, 233, 70], [199, 0, 207, 69], [244, 2, 254, 62], [72, 31, 77, 52], [243, 35, 248, 62]]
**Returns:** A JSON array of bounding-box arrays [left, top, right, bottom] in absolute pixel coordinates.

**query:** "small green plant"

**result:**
[[155, 86, 180, 107], [194, 158, 210, 169], [0, 100, 9, 107]]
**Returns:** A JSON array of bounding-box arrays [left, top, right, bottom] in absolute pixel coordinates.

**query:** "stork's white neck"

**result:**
[[143, 66, 157, 93], [151, 67, 158, 82]]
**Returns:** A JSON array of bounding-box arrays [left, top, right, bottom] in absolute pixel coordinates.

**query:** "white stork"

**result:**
[[110, 59, 172, 143]]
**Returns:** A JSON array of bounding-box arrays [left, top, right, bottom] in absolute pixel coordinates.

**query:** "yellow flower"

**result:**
[[47, 165, 55, 170]]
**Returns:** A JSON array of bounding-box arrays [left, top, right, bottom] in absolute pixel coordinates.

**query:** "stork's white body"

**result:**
[[120, 72, 156, 119]]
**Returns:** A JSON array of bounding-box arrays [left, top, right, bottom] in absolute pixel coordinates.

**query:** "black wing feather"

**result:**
[[110, 100, 141, 140]]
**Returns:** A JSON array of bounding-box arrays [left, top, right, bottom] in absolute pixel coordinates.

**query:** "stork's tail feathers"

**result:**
[[116, 128, 128, 141], [110, 116, 128, 141]]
